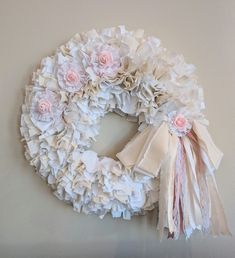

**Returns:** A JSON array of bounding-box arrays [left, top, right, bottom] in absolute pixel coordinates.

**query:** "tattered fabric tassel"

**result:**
[[187, 131, 210, 233], [167, 127, 231, 239], [117, 116, 231, 239], [169, 138, 186, 239]]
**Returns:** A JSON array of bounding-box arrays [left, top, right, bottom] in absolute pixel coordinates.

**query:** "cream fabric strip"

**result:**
[[166, 134, 179, 234], [117, 122, 169, 177], [207, 174, 231, 236], [157, 133, 179, 238], [134, 123, 169, 177], [116, 126, 152, 168], [183, 136, 203, 233], [192, 120, 223, 169]]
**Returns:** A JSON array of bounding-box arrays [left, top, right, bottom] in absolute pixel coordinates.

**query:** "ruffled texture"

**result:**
[[56, 54, 88, 92], [20, 26, 213, 226], [87, 43, 121, 78]]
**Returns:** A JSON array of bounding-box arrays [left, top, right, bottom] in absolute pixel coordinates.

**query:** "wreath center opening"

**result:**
[[91, 112, 138, 160]]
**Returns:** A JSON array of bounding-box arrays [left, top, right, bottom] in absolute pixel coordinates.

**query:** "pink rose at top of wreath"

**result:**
[[98, 51, 114, 67], [90, 44, 121, 78], [57, 61, 87, 93]]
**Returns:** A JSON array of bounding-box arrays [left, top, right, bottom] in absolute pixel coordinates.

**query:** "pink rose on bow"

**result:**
[[173, 114, 187, 131], [168, 111, 192, 137]]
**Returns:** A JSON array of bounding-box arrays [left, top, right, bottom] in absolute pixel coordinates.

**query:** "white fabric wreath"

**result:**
[[20, 26, 230, 239]]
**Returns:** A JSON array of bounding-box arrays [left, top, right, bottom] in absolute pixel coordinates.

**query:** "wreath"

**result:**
[[20, 26, 230, 239]]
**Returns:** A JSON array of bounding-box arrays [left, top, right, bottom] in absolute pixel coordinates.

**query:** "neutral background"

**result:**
[[0, 0, 234, 257]]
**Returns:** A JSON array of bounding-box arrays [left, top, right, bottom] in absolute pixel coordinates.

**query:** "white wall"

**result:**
[[0, 0, 234, 257]]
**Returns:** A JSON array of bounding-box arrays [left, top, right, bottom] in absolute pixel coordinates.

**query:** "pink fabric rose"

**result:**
[[168, 111, 192, 137], [37, 99, 52, 114], [98, 51, 113, 67], [173, 114, 187, 131], [30, 91, 62, 122], [89, 44, 121, 78], [57, 61, 87, 92], [65, 70, 80, 85]]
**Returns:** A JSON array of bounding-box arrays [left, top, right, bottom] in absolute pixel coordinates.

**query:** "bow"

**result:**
[[117, 120, 230, 239]]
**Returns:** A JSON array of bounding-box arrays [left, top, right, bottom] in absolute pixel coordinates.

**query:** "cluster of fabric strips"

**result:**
[[117, 120, 230, 238], [20, 26, 230, 239]]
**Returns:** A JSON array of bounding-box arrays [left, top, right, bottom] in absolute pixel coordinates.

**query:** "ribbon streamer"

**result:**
[[117, 120, 231, 239]]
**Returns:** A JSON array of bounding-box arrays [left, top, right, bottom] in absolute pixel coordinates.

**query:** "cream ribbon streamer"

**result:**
[[116, 120, 230, 239], [116, 122, 170, 178]]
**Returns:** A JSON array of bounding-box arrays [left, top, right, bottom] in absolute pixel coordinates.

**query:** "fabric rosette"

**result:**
[[80, 40, 127, 83], [30, 90, 63, 123], [57, 60, 88, 93]]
